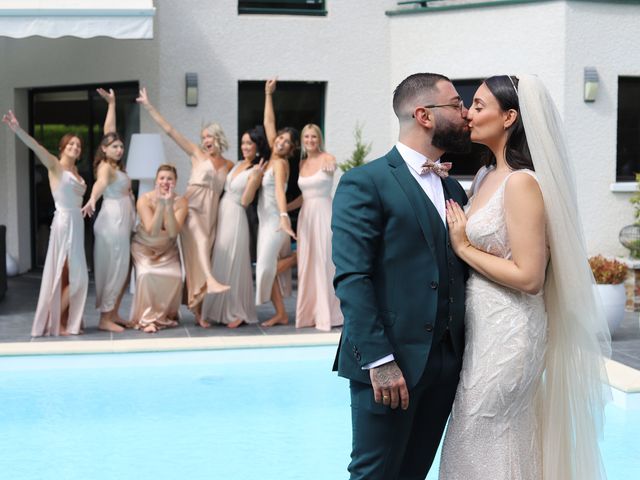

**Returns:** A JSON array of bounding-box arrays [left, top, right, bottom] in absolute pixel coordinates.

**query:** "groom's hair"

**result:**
[[393, 73, 450, 119]]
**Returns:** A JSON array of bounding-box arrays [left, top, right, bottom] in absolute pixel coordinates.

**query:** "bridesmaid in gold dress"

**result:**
[[2, 110, 88, 336], [255, 79, 298, 327], [81, 88, 135, 333], [136, 88, 231, 328], [287, 124, 343, 331], [129, 164, 188, 333]]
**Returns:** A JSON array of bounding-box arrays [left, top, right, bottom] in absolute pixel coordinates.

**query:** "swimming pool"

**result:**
[[0, 346, 638, 479]]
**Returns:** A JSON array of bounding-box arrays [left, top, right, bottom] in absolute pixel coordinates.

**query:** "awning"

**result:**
[[0, 0, 155, 39]]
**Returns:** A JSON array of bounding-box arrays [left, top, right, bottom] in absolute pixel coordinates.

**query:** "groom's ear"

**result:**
[[503, 109, 518, 130], [414, 106, 435, 130]]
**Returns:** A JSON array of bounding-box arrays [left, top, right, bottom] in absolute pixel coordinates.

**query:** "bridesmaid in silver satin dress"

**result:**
[[255, 79, 297, 327], [82, 89, 135, 333], [3, 110, 88, 336]]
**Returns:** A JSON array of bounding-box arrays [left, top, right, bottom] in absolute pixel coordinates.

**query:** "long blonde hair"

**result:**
[[300, 123, 324, 160]]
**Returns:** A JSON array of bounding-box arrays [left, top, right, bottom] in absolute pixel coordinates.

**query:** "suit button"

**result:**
[[447, 241, 452, 248], [356, 353, 361, 361], [425, 323, 433, 332], [430, 281, 438, 289], [449, 297, 454, 303], [449, 315, 453, 322]]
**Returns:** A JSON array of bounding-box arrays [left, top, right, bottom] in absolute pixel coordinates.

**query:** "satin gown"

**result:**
[[32, 170, 88, 337], [181, 160, 226, 310], [93, 170, 135, 313], [439, 169, 547, 480], [129, 223, 182, 331], [255, 168, 292, 305], [295, 170, 343, 331], [202, 164, 257, 324]]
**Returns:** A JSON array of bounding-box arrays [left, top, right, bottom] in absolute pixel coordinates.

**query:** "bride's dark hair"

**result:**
[[482, 75, 534, 171]]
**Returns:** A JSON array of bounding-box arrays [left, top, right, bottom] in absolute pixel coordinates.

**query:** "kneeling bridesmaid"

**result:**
[[129, 164, 188, 333]]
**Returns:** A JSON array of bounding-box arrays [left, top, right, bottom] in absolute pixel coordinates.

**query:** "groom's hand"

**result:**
[[370, 361, 409, 410]]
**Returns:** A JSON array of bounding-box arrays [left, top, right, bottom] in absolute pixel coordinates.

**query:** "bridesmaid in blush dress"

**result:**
[[137, 88, 231, 328], [81, 88, 135, 333], [129, 164, 188, 333], [2, 110, 88, 336], [288, 124, 343, 331], [201, 126, 271, 328], [255, 79, 298, 327]]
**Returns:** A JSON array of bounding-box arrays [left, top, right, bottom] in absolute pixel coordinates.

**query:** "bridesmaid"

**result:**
[[136, 88, 231, 328], [129, 164, 188, 333], [289, 124, 344, 331], [2, 110, 88, 336], [255, 79, 298, 327], [81, 88, 135, 333], [201, 126, 271, 328]]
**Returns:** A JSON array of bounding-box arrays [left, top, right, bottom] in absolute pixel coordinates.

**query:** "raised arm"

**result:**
[[273, 160, 296, 239], [264, 79, 277, 148], [138, 190, 166, 236], [81, 162, 112, 218], [446, 172, 547, 295], [97, 88, 116, 134], [136, 87, 200, 158], [241, 159, 265, 207], [2, 110, 60, 173]]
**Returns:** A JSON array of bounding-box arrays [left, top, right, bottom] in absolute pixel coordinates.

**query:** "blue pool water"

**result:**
[[0, 346, 638, 479]]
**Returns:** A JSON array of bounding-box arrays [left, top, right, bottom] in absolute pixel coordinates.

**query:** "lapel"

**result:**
[[387, 147, 445, 257]]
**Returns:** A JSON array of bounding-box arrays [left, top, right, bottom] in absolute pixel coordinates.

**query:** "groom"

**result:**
[[332, 73, 471, 479]]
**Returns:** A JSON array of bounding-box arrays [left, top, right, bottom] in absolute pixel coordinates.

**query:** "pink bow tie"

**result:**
[[420, 159, 452, 178]]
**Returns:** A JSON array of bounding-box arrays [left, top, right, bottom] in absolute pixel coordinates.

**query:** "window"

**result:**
[[29, 83, 139, 268], [238, 0, 326, 16], [443, 79, 486, 179], [617, 77, 640, 181]]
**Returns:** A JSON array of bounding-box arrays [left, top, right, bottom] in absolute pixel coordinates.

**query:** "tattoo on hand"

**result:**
[[373, 362, 402, 387]]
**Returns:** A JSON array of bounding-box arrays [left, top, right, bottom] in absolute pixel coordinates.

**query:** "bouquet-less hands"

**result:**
[[445, 199, 471, 256], [249, 158, 266, 183], [81, 198, 97, 218], [370, 361, 409, 410], [277, 214, 297, 241], [2, 110, 20, 132], [96, 88, 115, 105]]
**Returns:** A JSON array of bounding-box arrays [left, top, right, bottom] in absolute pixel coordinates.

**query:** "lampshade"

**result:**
[[126, 133, 166, 179]]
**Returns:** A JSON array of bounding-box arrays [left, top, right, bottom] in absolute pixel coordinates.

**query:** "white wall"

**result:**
[[564, 1, 640, 255]]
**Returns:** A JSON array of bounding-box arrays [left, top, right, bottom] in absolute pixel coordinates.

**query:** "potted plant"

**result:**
[[339, 123, 372, 172], [589, 255, 629, 334]]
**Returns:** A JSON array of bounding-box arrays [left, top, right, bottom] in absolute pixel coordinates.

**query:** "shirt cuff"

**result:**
[[362, 354, 395, 370]]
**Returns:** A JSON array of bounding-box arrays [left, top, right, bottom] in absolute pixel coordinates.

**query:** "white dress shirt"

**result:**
[[363, 142, 447, 370]]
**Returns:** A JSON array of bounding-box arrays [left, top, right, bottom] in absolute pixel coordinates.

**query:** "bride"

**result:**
[[439, 75, 610, 480]]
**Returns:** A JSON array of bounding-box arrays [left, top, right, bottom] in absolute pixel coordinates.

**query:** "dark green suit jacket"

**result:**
[[332, 147, 468, 389]]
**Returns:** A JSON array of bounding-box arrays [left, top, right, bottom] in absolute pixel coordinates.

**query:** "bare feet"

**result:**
[[195, 315, 211, 328], [206, 277, 230, 294], [60, 328, 70, 336], [143, 324, 158, 333], [98, 318, 125, 333], [114, 314, 129, 327], [227, 319, 245, 329], [261, 313, 288, 327]]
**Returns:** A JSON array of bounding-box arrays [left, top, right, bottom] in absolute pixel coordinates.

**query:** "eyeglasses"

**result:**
[[412, 99, 465, 117]]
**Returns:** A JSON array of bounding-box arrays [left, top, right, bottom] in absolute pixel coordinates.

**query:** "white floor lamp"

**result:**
[[126, 133, 166, 198]]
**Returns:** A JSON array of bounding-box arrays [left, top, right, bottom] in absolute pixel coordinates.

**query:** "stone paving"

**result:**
[[1, 272, 639, 372]]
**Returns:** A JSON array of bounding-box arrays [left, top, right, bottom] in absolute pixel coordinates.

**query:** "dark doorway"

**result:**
[[28, 82, 140, 269]]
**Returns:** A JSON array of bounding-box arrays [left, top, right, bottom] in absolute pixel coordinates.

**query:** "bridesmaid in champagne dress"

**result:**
[[202, 126, 270, 327], [2, 110, 88, 336], [129, 164, 188, 333], [137, 88, 232, 328], [288, 124, 343, 331], [81, 89, 135, 333], [255, 79, 297, 327]]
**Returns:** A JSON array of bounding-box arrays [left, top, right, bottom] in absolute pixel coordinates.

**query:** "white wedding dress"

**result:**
[[439, 168, 547, 479]]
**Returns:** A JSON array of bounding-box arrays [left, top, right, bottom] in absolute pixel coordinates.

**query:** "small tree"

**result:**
[[340, 123, 372, 172]]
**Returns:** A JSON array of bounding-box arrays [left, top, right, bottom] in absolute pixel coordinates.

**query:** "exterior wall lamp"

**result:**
[[584, 67, 599, 102], [186, 72, 198, 106]]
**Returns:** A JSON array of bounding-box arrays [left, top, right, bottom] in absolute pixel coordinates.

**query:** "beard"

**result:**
[[432, 119, 472, 154]]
